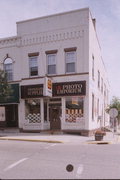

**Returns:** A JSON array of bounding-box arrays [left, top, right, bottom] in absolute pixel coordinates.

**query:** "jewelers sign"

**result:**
[[53, 81, 86, 96]]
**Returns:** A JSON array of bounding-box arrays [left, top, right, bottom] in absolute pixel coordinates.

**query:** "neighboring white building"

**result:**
[[0, 8, 109, 136]]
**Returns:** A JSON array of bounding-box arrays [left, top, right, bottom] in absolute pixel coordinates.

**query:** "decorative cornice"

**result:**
[[20, 29, 83, 47], [0, 36, 21, 48], [0, 28, 84, 48]]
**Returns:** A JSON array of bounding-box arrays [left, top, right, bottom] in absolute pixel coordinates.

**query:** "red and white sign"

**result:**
[[44, 77, 52, 97]]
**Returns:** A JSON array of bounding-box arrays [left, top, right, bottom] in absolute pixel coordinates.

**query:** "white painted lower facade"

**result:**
[[18, 74, 90, 135]]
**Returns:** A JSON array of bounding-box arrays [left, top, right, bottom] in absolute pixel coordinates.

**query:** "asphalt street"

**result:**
[[0, 139, 120, 179]]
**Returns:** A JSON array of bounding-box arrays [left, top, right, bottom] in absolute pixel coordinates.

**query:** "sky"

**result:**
[[0, 0, 119, 100]]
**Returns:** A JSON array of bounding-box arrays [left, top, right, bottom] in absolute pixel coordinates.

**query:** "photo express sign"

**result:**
[[53, 81, 86, 97]]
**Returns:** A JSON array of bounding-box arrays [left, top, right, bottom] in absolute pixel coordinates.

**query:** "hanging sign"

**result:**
[[43, 77, 52, 97]]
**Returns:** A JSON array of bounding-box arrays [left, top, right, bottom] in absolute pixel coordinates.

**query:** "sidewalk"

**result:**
[[0, 130, 120, 144]]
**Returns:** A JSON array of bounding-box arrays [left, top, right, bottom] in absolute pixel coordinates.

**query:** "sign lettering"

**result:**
[[21, 84, 43, 98], [53, 81, 86, 96]]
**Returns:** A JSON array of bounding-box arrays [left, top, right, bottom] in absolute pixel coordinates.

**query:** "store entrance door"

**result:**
[[50, 106, 61, 130], [5, 104, 18, 127]]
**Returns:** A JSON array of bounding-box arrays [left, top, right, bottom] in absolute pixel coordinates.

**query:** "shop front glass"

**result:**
[[44, 100, 48, 122], [65, 97, 84, 123], [25, 99, 41, 123]]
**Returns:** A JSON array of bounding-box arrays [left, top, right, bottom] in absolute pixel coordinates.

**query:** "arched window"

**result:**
[[4, 58, 13, 81]]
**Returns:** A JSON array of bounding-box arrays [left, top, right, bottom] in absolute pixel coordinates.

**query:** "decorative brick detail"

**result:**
[[0, 28, 83, 48]]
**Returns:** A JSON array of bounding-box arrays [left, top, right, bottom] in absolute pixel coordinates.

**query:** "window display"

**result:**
[[65, 97, 84, 123], [25, 99, 41, 123]]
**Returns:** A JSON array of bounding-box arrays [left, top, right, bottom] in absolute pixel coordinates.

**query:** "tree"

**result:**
[[107, 96, 120, 124], [0, 69, 13, 101]]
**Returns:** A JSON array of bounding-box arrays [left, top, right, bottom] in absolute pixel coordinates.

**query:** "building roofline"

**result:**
[[17, 7, 89, 24], [0, 36, 19, 41]]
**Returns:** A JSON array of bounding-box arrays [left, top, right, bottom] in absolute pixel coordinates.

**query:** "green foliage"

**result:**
[[107, 96, 120, 123], [0, 69, 13, 100], [108, 96, 120, 110]]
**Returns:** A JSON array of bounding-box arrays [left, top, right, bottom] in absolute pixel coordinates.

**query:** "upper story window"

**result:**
[[92, 55, 94, 80], [28, 52, 39, 77], [46, 50, 57, 75], [104, 84, 106, 97], [47, 54, 56, 75], [101, 77, 103, 93], [97, 98, 99, 117], [4, 58, 13, 81], [98, 70, 100, 89], [92, 93, 94, 121], [65, 47, 77, 73]]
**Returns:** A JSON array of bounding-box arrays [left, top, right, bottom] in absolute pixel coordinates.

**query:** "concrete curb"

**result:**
[[0, 137, 63, 144]]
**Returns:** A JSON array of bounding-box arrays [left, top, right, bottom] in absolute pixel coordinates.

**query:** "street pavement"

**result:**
[[0, 128, 120, 145], [1, 136, 120, 179], [1, 128, 120, 179]]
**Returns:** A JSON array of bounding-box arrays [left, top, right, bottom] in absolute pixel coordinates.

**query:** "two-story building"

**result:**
[[0, 8, 109, 135]]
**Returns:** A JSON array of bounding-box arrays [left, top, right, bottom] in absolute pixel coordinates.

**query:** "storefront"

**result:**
[[0, 84, 19, 127], [21, 84, 43, 125], [20, 80, 86, 132], [53, 81, 86, 133]]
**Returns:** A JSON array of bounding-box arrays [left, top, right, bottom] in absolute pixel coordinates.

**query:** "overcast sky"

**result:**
[[0, 0, 119, 100]]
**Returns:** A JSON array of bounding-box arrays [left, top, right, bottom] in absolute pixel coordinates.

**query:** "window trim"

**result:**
[[28, 52, 39, 57], [64, 47, 77, 52], [45, 50, 58, 54]]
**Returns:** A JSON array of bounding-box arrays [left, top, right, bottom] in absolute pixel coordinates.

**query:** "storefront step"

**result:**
[[0, 128, 19, 133]]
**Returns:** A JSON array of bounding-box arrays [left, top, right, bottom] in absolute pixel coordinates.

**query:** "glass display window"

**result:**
[[44, 100, 48, 122], [25, 99, 41, 123], [65, 97, 84, 123]]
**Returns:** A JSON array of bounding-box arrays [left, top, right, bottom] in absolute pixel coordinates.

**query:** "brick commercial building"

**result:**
[[0, 8, 109, 136]]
